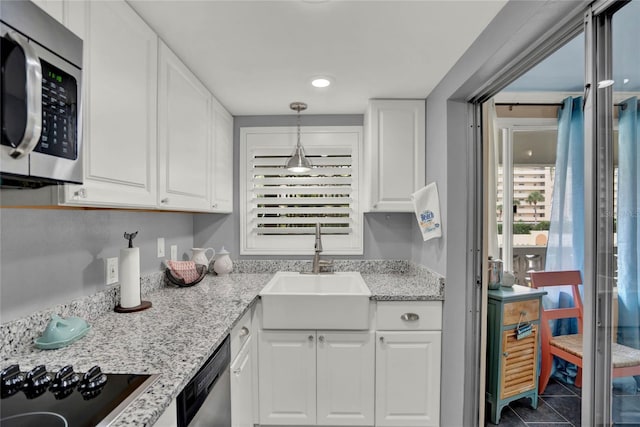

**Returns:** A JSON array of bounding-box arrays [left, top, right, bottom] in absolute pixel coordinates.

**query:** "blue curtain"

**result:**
[[545, 96, 585, 273], [544, 96, 584, 383], [617, 97, 640, 364]]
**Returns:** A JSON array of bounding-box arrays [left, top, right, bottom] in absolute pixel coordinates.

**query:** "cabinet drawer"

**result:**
[[376, 301, 442, 330], [503, 299, 539, 326], [231, 307, 253, 360]]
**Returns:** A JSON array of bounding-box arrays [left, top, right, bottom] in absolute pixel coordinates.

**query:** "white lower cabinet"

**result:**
[[231, 335, 254, 427], [258, 330, 375, 426], [258, 330, 317, 425], [154, 398, 177, 427], [375, 331, 441, 427], [317, 331, 375, 426]]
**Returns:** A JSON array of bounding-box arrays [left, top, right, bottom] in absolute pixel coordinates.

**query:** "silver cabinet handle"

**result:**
[[379, 336, 384, 343], [239, 326, 249, 337], [318, 336, 324, 342], [74, 188, 87, 199], [401, 313, 420, 321], [308, 335, 314, 342], [211, 203, 218, 208], [233, 368, 241, 375], [503, 352, 509, 357], [5, 31, 42, 159], [161, 198, 169, 204]]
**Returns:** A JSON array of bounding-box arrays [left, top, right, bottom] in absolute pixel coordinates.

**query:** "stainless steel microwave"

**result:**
[[0, 0, 82, 188]]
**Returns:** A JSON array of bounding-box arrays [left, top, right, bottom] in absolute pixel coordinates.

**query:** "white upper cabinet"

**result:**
[[31, 0, 65, 24], [211, 99, 233, 213], [62, 0, 158, 208], [157, 41, 211, 211], [45, 0, 234, 213], [365, 100, 425, 212]]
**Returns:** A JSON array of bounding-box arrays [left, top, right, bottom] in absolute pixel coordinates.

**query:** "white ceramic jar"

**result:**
[[213, 247, 233, 275]]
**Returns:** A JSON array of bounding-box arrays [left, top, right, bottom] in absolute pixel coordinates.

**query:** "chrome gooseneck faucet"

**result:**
[[312, 223, 333, 274]]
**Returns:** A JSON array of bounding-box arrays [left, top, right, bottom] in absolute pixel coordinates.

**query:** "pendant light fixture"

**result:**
[[286, 102, 312, 173]]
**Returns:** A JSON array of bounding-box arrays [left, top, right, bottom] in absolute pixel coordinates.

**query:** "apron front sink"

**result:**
[[259, 271, 371, 330]]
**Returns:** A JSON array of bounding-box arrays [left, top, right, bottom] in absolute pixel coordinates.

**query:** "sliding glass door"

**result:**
[[478, 1, 640, 425], [591, 0, 640, 424]]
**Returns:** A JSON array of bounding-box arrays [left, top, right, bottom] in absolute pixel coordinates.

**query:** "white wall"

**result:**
[[413, 0, 587, 425]]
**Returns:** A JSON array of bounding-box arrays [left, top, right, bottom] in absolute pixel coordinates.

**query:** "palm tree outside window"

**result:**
[[526, 191, 545, 224]]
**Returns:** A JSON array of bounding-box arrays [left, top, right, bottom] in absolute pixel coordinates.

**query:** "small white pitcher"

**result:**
[[190, 247, 215, 267]]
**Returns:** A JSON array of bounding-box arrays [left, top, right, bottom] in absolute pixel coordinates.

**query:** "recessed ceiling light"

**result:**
[[597, 79, 615, 88], [624, 78, 630, 84], [311, 77, 331, 88]]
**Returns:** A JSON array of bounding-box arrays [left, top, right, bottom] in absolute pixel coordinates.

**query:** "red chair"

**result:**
[[530, 270, 640, 394]]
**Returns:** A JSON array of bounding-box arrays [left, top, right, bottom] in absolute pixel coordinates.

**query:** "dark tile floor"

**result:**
[[487, 378, 581, 426], [487, 378, 640, 426]]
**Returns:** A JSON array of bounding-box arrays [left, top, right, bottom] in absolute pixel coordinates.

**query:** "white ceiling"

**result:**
[[128, 0, 507, 116]]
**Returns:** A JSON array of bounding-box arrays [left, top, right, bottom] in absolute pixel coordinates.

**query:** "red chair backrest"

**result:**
[[530, 270, 583, 334]]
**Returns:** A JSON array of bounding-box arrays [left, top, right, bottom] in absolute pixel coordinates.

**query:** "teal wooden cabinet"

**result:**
[[486, 285, 547, 424]]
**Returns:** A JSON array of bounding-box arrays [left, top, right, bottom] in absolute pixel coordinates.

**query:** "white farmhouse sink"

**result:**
[[259, 271, 372, 330]]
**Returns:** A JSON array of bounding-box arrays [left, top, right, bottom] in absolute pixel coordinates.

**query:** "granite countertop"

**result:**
[[1, 267, 444, 426]]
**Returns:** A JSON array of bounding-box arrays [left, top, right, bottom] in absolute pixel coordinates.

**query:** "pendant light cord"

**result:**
[[297, 108, 302, 149]]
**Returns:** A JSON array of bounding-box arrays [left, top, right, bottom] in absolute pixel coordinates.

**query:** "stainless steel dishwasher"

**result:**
[[177, 335, 231, 427]]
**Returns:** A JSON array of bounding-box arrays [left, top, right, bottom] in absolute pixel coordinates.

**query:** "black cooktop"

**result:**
[[0, 365, 157, 427]]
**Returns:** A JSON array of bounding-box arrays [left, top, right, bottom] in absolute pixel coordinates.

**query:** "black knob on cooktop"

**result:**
[[1, 364, 25, 398], [23, 365, 52, 399], [50, 365, 80, 398], [77, 365, 107, 398]]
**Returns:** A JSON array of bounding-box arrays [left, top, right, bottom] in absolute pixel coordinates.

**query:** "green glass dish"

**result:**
[[34, 314, 91, 350]]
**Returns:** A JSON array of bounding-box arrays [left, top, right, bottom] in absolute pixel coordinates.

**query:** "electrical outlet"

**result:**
[[106, 257, 118, 285], [170, 245, 178, 261], [157, 237, 165, 257]]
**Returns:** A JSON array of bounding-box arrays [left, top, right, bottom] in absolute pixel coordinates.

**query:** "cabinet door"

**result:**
[[211, 99, 233, 212], [258, 330, 316, 425], [63, 0, 158, 208], [157, 41, 211, 211], [154, 399, 177, 427], [231, 336, 253, 427], [500, 325, 538, 399], [366, 100, 425, 212], [317, 331, 375, 426], [375, 331, 441, 427]]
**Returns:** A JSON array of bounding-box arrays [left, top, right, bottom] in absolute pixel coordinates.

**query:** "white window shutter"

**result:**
[[240, 126, 363, 255]]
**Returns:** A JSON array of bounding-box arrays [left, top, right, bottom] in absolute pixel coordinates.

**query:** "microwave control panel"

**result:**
[[36, 59, 78, 160]]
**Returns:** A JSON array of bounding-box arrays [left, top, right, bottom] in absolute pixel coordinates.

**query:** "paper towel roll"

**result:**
[[119, 247, 141, 308]]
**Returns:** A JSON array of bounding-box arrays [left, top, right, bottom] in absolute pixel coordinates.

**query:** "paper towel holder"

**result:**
[[115, 300, 152, 313], [115, 230, 152, 313]]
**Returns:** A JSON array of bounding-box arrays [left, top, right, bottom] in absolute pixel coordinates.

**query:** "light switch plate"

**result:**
[[106, 257, 118, 285], [157, 237, 165, 257], [170, 245, 178, 261]]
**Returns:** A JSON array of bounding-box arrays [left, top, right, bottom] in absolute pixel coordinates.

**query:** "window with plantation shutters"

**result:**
[[240, 126, 363, 255]]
